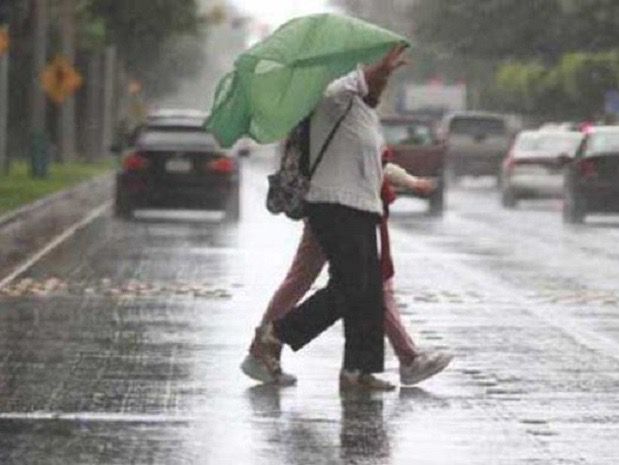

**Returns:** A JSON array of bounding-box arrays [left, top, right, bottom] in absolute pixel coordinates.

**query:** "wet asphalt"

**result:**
[[1, 151, 618, 464]]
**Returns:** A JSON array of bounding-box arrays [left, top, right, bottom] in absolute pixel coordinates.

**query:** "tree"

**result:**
[[88, 0, 204, 97], [412, 0, 563, 61]]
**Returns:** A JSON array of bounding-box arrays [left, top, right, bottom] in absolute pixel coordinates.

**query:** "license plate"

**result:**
[[166, 159, 192, 173]]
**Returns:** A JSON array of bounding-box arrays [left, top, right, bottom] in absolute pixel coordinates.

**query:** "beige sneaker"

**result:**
[[400, 350, 453, 386], [240, 324, 297, 386], [339, 369, 396, 391]]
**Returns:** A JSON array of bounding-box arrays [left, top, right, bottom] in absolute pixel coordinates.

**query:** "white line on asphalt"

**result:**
[[0, 201, 111, 290], [0, 411, 193, 423]]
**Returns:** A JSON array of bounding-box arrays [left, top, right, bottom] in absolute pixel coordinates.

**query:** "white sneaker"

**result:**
[[240, 353, 297, 386], [400, 351, 453, 386]]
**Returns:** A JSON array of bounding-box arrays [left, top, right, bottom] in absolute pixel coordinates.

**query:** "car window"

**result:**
[[537, 133, 582, 155], [513, 133, 540, 153], [138, 129, 217, 147], [585, 132, 619, 156], [449, 117, 506, 136], [382, 122, 435, 146]]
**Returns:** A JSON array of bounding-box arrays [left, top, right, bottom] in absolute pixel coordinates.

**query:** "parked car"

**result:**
[[563, 126, 619, 223], [381, 115, 446, 215], [114, 113, 240, 221], [441, 111, 514, 182], [501, 130, 583, 207]]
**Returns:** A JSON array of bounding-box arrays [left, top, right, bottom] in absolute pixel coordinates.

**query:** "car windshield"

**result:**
[[138, 129, 217, 148], [449, 117, 506, 136], [382, 122, 435, 146], [537, 133, 582, 155], [585, 132, 619, 156]]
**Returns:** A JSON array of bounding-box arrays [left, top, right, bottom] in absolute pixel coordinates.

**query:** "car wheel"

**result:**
[[223, 186, 240, 222], [563, 189, 585, 224], [428, 178, 445, 217], [501, 188, 517, 208], [114, 185, 134, 219], [445, 165, 459, 188]]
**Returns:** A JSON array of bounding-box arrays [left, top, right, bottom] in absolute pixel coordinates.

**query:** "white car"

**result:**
[[501, 130, 583, 207]]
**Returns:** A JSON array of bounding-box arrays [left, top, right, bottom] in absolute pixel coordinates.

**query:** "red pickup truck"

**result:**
[[381, 115, 446, 216]]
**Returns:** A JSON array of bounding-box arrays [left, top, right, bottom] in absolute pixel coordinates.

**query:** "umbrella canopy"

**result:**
[[206, 13, 410, 147]]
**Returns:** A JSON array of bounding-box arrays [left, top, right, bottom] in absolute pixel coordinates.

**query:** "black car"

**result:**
[[114, 114, 240, 221], [563, 126, 619, 223]]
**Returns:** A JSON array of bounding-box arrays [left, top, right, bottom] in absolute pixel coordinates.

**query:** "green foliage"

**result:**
[[0, 160, 113, 215], [412, 0, 562, 60], [412, 0, 619, 118], [488, 52, 619, 119]]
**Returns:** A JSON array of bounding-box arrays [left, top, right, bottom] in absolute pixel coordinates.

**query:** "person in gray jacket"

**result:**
[[252, 45, 409, 390]]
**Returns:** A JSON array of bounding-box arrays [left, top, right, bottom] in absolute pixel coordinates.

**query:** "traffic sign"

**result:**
[[40, 55, 83, 104], [0, 26, 9, 56]]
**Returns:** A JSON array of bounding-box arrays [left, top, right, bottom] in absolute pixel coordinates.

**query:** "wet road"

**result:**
[[1, 153, 619, 464]]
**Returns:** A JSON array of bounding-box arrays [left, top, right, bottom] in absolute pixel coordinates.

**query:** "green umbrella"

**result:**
[[205, 13, 410, 147]]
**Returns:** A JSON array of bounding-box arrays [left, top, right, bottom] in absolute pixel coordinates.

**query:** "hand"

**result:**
[[380, 43, 410, 73], [363, 44, 410, 107], [412, 177, 436, 196]]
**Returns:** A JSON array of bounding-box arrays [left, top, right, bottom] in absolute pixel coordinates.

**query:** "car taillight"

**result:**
[[122, 152, 149, 172], [206, 157, 236, 174], [502, 151, 516, 172], [579, 159, 597, 178]]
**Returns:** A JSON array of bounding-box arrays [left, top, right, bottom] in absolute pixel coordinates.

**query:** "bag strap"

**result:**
[[309, 98, 354, 179]]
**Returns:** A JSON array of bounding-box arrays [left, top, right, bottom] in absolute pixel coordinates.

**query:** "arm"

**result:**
[[384, 162, 436, 195]]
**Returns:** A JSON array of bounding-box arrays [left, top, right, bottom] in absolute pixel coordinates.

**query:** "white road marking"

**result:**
[[0, 202, 111, 290]]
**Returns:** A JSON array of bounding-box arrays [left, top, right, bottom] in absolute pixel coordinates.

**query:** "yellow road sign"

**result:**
[[40, 56, 83, 104], [0, 27, 9, 56]]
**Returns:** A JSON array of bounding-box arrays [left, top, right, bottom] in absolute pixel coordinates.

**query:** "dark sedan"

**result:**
[[114, 123, 240, 221], [563, 126, 619, 223]]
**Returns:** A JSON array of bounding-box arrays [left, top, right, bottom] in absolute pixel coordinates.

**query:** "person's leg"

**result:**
[[242, 223, 326, 385], [383, 278, 417, 365], [273, 204, 385, 374], [261, 222, 326, 324]]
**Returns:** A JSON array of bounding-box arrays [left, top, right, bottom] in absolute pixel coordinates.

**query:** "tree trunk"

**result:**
[[31, 0, 48, 178], [101, 46, 116, 157], [0, 25, 9, 174], [58, 0, 77, 162], [85, 51, 102, 162]]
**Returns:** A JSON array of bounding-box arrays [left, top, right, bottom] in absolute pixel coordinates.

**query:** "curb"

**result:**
[[0, 173, 114, 228], [0, 173, 113, 229], [0, 172, 115, 281]]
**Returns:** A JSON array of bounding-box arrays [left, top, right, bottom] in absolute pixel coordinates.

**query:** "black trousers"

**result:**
[[273, 203, 385, 373]]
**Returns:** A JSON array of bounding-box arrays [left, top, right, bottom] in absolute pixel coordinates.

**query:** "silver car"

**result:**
[[501, 130, 583, 208], [441, 111, 515, 181]]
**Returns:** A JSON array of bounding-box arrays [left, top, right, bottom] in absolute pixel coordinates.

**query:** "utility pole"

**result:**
[[0, 6, 9, 175], [31, 0, 49, 178], [58, 0, 77, 162]]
